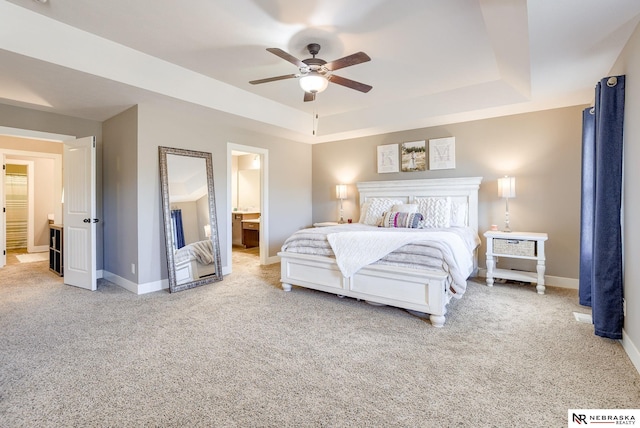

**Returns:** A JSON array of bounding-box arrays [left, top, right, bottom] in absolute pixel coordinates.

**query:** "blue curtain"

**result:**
[[171, 209, 186, 249], [579, 75, 625, 340], [579, 108, 595, 306]]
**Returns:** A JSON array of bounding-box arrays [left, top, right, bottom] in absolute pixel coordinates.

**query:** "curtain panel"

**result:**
[[171, 209, 186, 250], [579, 75, 625, 340]]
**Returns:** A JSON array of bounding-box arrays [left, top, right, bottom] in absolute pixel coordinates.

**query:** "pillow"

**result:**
[[450, 201, 468, 227], [415, 197, 452, 228], [358, 201, 371, 224], [359, 198, 404, 225], [391, 203, 418, 213], [379, 211, 424, 228]]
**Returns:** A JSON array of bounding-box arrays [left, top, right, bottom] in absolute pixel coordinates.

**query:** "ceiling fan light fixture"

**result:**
[[299, 73, 329, 94]]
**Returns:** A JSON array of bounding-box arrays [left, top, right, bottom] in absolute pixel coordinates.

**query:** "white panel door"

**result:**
[[63, 136, 96, 291]]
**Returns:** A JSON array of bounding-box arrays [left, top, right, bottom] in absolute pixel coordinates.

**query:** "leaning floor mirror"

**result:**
[[159, 146, 223, 292]]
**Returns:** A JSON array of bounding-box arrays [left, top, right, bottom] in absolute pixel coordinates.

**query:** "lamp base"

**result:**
[[503, 203, 512, 232]]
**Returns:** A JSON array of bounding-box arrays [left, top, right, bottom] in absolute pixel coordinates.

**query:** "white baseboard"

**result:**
[[137, 279, 169, 295], [622, 330, 640, 375], [102, 270, 168, 295], [476, 268, 578, 289], [102, 271, 137, 293], [543, 275, 579, 289], [222, 264, 231, 276], [31, 245, 49, 253], [265, 255, 280, 265]]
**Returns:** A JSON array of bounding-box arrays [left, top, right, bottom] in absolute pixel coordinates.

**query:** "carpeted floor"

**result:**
[[0, 251, 639, 427]]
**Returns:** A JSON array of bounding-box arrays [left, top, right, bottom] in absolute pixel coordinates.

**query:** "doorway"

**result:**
[[227, 143, 268, 273], [0, 140, 63, 269], [0, 151, 62, 267]]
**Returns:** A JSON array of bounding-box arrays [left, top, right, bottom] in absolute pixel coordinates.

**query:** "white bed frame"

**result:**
[[174, 259, 217, 285], [278, 177, 482, 327]]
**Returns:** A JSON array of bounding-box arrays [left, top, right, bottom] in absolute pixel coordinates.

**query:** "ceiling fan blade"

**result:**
[[266, 48, 305, 68], [304, 92, 316, 102], [328, 75, 373, 93], [249, 74, 298, 85], [324, 52, 371, 71]]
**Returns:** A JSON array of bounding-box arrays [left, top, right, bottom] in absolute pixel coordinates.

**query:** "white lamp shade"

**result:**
[[204, 224, 211, 238], [336, 184, 347, 200], [498, 176, 516, 198], [299, 73, 329, 93]]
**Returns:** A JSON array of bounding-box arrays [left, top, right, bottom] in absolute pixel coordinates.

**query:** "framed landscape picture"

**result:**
[[429, 137, 456, 170], [377, 143, 399, 173], [401, 140, 426, 172]]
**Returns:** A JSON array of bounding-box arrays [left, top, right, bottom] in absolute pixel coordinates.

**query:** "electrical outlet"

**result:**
[[131, 263, 136, 275]]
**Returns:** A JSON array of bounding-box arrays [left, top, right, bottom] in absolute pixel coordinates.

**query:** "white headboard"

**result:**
[[356, 177, 483, 232]]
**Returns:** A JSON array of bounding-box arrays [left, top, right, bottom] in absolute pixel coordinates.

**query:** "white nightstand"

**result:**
[[484, 230, 548, 294]]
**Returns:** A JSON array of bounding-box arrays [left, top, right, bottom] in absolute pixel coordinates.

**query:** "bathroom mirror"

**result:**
[[159, 146, 222, 292]]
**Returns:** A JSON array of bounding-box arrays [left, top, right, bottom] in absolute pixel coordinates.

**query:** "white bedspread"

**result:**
[[174, 239, 214, 265], [328, 230, 472, 282], [327, 231, 422, 277]]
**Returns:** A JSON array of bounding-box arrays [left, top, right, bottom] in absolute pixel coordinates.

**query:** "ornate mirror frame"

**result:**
[[159, 146, 223, 292]]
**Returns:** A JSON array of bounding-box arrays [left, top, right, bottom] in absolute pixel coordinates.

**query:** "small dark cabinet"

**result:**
[[49, 225, 63, 276]]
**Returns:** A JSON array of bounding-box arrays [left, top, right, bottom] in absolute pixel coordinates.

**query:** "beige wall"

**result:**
[[313, 105, 585, 281], [0, 135, 64, 155], [237, 169, 260, 211], [610, 20, 640, 368]]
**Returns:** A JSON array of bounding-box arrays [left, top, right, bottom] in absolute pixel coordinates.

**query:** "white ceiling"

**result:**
[[167, 154, 208, 203], [1, 0, 639, 144]]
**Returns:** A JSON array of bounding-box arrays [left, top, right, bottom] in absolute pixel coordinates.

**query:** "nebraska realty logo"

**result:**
[[569, 409, 639, 426]]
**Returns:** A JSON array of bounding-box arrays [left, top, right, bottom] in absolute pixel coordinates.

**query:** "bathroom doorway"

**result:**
[[227, 144, 268, 274]]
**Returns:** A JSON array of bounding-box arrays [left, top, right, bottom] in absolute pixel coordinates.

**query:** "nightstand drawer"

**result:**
[[242, 222, 259, 230], [493, 238, 535, 257]]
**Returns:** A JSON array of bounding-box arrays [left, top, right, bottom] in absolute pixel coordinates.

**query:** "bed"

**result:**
[[277, 177, 482, 327], [174, 239, 217, 285]]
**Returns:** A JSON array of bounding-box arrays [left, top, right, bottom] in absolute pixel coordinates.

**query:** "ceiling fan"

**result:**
[[249, 43, 372, 102]]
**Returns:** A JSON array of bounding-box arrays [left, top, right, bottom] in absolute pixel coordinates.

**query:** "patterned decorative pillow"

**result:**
[[359, 198, 404, 225], [379, 211, 424, 228], [415, 197, 452, 228]]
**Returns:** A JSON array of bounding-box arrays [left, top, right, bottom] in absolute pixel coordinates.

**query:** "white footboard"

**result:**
[[278, 252, 451, 327], [175, 259, 218, 285]]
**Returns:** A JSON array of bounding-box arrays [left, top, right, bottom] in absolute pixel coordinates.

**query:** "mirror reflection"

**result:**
[[159, 147, 222, 292]]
